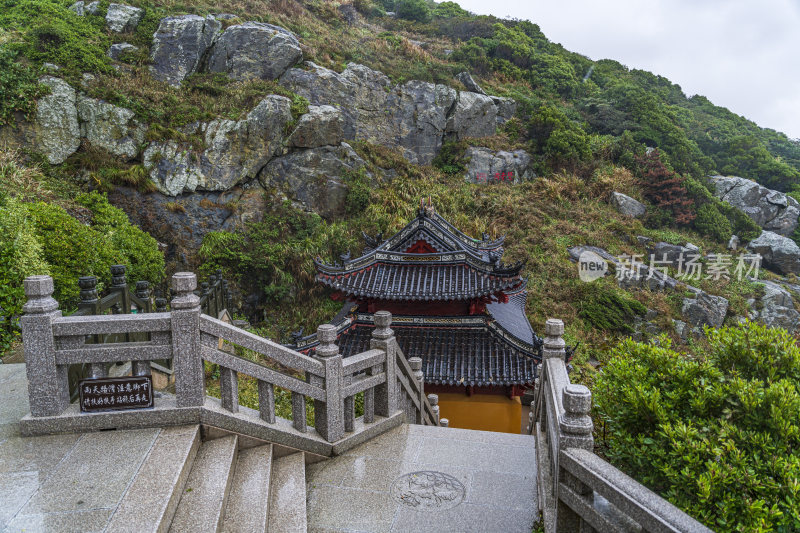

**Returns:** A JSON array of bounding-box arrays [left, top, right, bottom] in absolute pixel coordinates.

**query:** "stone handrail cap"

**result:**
[[317, 323, 337, 343], [545, 318, 564, 337], [171, 272, 197, 293], [408, 357, 422, 371], [374, 310, 392, 328], [563, 384, 591, 415], [24, 275, 54, 297]]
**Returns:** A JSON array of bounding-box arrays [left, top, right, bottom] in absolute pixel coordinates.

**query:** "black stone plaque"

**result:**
[[79, 375, 154, 412]]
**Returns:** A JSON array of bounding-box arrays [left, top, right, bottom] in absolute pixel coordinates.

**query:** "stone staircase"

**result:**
[[104, 425, 311, 533]]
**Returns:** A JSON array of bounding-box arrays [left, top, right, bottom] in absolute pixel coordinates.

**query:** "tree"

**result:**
[[395, 0, 431, 22], [595, 322, 800, 532], [635, 149, 695, 225], [432, 1, 468, 18]]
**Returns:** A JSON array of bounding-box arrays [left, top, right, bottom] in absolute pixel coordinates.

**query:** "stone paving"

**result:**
[[0, 364, 160, 533], [305, 423, 538, 533]]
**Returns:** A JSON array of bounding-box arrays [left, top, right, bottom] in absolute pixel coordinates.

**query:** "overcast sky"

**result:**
[[455, 0, 800, 140]]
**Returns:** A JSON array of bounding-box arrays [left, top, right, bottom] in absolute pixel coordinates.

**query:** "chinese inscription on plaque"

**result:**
[[79, 375, 153, 412]]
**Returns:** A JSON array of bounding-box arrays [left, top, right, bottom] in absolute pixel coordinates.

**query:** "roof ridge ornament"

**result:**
[[419, 196, 436, 218]]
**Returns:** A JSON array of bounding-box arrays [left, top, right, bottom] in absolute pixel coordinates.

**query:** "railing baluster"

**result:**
[[220, 367, 239, 413], [344, 394, 355, 432], [171, 273, 204, 408], [427, 393, 439, 425], [292, 392, 307, 432], [364, 363, 379, 424], [258, 380, 276, 423], [312, 324, 344, 442], [371, 311, 396, 418], [409, 357, 423, 424]]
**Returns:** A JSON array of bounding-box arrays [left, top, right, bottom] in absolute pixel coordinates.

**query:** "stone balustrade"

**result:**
[[530, 318, 713, 533], [18, 272, 441, 456]]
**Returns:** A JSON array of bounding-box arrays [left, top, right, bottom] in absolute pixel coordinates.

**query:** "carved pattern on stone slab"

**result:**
[[391, 471, 465, 510]]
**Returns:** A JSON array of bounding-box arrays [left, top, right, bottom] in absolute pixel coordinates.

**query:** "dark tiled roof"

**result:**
[[332, 322, 539, 386], [487, 286, 535, 345], [316, 263, 522, 301]]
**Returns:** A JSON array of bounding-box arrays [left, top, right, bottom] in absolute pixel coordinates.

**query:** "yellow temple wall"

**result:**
[[436, 392, 522, 434]]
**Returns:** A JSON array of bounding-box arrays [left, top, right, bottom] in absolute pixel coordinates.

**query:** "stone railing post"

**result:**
[[77, 276, 105, 379], [110, 265, 130, 313], [371, 311, 397, 418], [170, 273, 204, 407], [543, 318, 565, 360], [409, 357, 424, 424], [21, 275, 68, 417], [440, 418, 449, 428], [135, 281, 151, 312], [427, 393, 440, 425], [556, 384, 594, 533], [313, 324, 344, 442]]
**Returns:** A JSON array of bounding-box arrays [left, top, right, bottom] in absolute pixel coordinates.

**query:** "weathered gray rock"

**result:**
[[749, 280, 800, 333], [651, 242, 698, 269], [446, 91, 497, 140], [746, 230, 800, 275], [106, 3, 143, 33], [728, 235, 740, 250], [393, 81, 457, 164], [672, 319, 689, 340], [280, 62, 357, 137], [69, 1, 86, 15], [107, 42, 139, 60], [258, 142, 369, 220], [709, 175, 800, 237], [281, 63, 457, 165], [206, 22, 302, 81], [0, 77, 80, 164], [610, 192, 646, 218], [289, 105, 344, 148], [142, 142, 203, 196], [464, 146, 533, 184], [491, 96, 517, 125], [150, 15, 221, 87], [77, 96, 145, 159], [455, 72, 485, 95], [682, 291, 729, 329], [145, 95, 292, 195]]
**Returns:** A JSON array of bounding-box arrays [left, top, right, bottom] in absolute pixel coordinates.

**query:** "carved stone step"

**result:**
[[106, 425, 201, 533], [169, 434, 238, 533], [221, 444, 273, 533], [268, 452, 307, 532]]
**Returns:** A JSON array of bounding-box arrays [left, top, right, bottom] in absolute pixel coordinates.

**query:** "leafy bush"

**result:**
[[577, 282, 646, 333], [0, 0, 112, 76], [433, 1, 468, 18], [0, 47, 49, 125], [595, 323, 800, 532], [395, 0, 431, 22], [693, 203, 732, 243]]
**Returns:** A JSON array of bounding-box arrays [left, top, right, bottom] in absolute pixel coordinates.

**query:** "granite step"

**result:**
[[169, 434, 238, 533], [268, 452, 307, 533], [220, 444, 273, 533], [107, 425, 201, 533]]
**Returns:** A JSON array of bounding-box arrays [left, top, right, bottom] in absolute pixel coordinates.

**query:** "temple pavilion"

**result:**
[[290, 200, 543, 432]]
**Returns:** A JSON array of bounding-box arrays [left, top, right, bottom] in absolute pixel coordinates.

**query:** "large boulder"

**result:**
[[77, 96, 145, 159], [281, 63, 457, 165], [491, 96, 517, 125], [106, 3, 143, 33], [145, 95, 292, 195], [709, 175, 800, 237], [610, 192, 646, 218], [393, 81, 457, 165], [464, 146, 533, 184], [206, 22, 302, 81], [682, 291, 729, 329], [142, 142, 203, 196], [748, 280, 800, 333], [446, 91, 497, 141], [258, 142, 369, 220], [289, 105, 344, 148], [455, 71, 486, 95], [150, 15, 221, 87], [746, 230, 800, 275], [280, 62, 356, 137], [0, 76, 80, 164], [651, 241, 698, 269]]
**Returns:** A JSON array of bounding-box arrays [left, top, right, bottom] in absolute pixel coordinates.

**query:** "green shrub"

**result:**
[[0, 0, 112, 76], [0, 47, 50, 125], [344, 169, 372, 217], [395, 0, 431, 22], [693, 203, 732, 243], [577, 282, 646, 333], [595, 323, 800, 532], [433, 1, 468, 18]]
